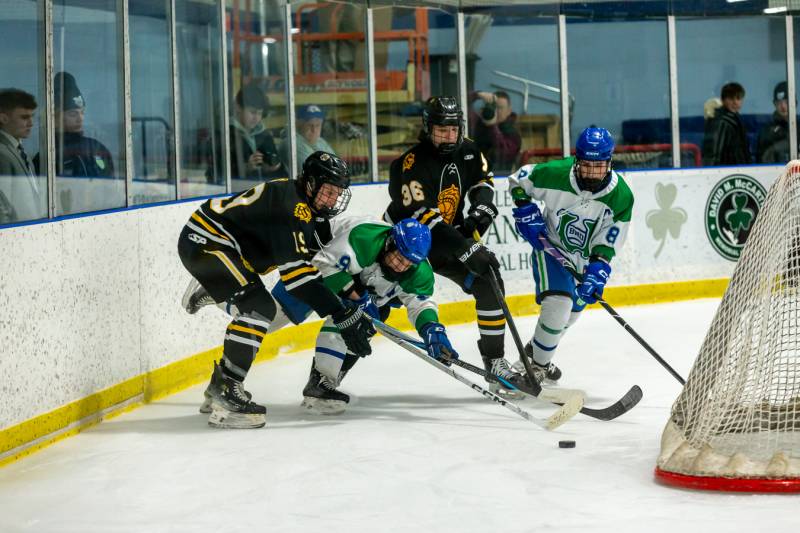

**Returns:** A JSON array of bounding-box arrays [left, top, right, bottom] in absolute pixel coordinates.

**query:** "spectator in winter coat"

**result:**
[[702, 82, 751, 167]]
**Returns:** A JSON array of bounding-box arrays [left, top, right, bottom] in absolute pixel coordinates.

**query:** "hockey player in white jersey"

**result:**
[[271, 217, 458, 414], [508, 127, 633, 384]]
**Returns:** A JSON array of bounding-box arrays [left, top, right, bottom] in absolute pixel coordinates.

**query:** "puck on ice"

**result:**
[[558, 440, 576, 449]]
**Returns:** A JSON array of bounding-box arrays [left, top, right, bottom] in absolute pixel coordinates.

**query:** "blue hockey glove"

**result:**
[[420, 322, 459, 364], [512, 203, 547, 251], [351, 292, 380, 321], [577, 260, 612, 304]]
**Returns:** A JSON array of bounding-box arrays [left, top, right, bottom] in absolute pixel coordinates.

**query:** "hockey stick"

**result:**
[[375, 322, 640, 421], [372, 319, 580, 430], [536, 235, 686, 385]]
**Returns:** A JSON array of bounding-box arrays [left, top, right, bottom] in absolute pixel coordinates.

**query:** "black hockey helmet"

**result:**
[[298, 151, 352, 219], [421, 96, 464, 154]]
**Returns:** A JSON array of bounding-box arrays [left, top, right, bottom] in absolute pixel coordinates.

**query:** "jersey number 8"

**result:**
[[401, 180, 425, 207]]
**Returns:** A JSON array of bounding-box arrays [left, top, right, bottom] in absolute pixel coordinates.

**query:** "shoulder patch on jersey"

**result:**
[[464, 154, 474, 160], [294, 202, 312, 223], [480, 152, 489, 172], [437, 184, 461, 225], [402, 153, 415, 172]]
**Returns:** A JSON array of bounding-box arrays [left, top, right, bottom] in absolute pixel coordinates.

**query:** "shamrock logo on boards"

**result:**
[[645, 182, 687, 257], [724, 193, 755, 240], [705, 174, 766, 261]]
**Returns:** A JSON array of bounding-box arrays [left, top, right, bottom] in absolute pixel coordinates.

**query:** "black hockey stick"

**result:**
[[372, 319, 583, 430], [377, 319, 641, 421], [537, 235, 685, 385]]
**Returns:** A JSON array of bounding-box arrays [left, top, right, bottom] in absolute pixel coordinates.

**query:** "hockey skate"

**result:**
[[301, 366, 350, 415], [182, 277, 215, 315], [207, 371, 266, 429], [511, 342, 562, 385], [482, 355, 526, 400], [199, 360, 252, 413]]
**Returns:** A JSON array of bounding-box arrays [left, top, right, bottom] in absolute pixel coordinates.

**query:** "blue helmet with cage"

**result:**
[[575, 127, 615, 161], [391, 219, 432, 264]]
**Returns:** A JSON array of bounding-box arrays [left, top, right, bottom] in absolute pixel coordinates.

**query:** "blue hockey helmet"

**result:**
[[391, 219, 432, 264], [575, 127, 615, 161]]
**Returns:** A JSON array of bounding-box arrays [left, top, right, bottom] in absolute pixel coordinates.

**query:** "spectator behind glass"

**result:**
[[280, 104, 336, 169], [229, 83, 283, 180], [702, 82, 751, 167], [34, 71, 114, 178], [0, 88, 44, 223], [757, 81, 795, 164], [468, 90, 521, 173]]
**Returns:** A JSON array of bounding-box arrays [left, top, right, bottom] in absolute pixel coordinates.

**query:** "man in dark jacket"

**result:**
[[469, 91, 522, 173], [702, 82, 751, 166], [229, 83, 284, 181], [757, 81, 794, 164], [34, 71, 115, 178]]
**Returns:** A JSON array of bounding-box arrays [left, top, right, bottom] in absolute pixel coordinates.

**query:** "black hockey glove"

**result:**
[[459, 203, 498, 240], [457, 241, 500, 278], [332, 305, 376, 357]]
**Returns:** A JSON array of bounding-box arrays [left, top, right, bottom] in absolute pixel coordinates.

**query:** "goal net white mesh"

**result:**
[[656, 161, 800, 484]]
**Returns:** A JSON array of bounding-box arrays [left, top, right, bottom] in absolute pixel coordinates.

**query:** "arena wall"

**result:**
[[0, 164, 784, 464]]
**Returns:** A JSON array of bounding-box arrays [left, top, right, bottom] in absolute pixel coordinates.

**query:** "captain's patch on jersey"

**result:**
[[437, 184, 460, 225], [402, 153, 415, 172], [294, 202, 312, 223]]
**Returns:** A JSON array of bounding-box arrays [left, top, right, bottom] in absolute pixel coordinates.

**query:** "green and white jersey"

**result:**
[[508, 157, 634, 273], [313, 217, 439, 333]]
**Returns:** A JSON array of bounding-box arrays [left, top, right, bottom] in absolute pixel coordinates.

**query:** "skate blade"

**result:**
[[199, 397, 212, 414], [301, 397, 347, 415], [488, 383, 526, 401], [208, 406, 266, 429]]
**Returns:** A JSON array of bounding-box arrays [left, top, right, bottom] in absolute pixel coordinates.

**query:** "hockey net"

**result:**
[[655, 160, 800, 492]]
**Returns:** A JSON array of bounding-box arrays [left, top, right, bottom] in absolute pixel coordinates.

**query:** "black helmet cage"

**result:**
[[422, 96, 464, 154], [300, 151, 352, 218]]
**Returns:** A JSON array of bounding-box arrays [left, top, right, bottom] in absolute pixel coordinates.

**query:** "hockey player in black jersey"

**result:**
[[178, 151, 375, 428], [383, 96, 518, 394]]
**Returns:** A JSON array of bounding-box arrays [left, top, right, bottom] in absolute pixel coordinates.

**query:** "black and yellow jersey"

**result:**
[[186, 178, 341, 316], [383, 138, 495, 265]]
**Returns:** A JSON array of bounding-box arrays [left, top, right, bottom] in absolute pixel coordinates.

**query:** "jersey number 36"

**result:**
[[401, 180, 425, 206]]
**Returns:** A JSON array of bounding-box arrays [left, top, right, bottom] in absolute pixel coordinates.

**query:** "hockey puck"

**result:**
[[558, 440, 576, 449]]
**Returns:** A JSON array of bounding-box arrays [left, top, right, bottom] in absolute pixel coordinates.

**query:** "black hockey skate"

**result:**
[[511, 342, 562, 385], [182, 277, 215, 315], [200, 360, 252, 413], [207, 371, 266, 429], [301, 366, 350, 415]]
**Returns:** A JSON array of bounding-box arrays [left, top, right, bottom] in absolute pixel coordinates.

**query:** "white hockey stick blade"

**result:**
[[374, 320, 583, 430]]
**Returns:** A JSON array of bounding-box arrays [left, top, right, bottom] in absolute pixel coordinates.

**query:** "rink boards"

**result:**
[[0, 164, 783, 464]]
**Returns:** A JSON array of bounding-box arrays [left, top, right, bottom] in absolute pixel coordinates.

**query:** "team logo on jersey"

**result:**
[[556, 211, 597, 258], [437, 184, 461, 225], [402, 153, 415, 172], [464, 154, 474, 161], [294, 202, 312, 223], [705, 174, 766, 261]]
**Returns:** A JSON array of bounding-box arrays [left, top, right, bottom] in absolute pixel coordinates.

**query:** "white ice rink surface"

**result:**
[[1, 298, 798, 533]]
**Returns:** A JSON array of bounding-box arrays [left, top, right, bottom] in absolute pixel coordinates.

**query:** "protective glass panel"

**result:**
[[465, 4, 560, 175], [289, 2, 370, 183], [130, 0, 177, 204], [374, 6, 456, 181], [676, 15, 787, 168], [53, 0, 126, 215], [176, 0, 227, 198], [226, 0, 289, 193], [566, 8, 673, 170], [0, 0, 47, 225]]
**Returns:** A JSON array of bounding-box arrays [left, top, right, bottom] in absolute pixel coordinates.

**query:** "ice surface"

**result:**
[[1, 299, 797, 533]]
